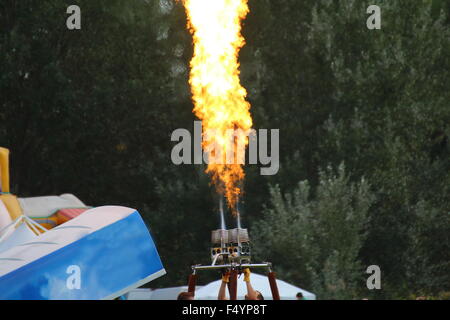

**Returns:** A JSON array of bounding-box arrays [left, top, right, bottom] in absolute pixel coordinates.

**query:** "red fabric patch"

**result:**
[[57, 208, 88, 224]]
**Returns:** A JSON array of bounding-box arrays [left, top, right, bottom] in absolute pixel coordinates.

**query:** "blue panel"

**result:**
[[0, 211, 164, 300]]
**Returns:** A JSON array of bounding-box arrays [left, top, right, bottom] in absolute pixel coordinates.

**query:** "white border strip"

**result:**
[[103, 269, 167, 300]]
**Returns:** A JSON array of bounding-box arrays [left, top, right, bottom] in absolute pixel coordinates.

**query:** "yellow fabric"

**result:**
[[243, 268, 251, 282], [0, 194, 22, 221], [0, 148, 10, 193]]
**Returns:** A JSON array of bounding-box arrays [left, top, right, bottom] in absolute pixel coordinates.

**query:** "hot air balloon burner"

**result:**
[[211, 229, 229, 264], [227, 228, 251, 263], [210, 228, 251, 265], [190, 218, 279, 300]]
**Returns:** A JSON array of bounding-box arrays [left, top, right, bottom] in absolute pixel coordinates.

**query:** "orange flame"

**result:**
[[181, 0, 252, 212]]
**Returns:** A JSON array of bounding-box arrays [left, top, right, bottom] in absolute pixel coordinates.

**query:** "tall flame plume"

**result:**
[[181, 0, 253, 212]]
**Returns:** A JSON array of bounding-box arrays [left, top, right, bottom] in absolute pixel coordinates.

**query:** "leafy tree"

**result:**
[[305, 0, 450, 297], [251, 164, 374, 299]]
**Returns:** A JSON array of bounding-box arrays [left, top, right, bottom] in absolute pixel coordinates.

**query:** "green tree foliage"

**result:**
[[242, 0, 449, 298], [251, 164, 374, 299], [305, 0, 450, 297]]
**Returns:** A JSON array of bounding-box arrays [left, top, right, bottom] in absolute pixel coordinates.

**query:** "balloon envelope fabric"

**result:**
[[0, 206, 165, 300]]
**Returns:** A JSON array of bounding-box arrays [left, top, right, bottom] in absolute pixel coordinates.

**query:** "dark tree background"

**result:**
[[1, 0, 449, 299]]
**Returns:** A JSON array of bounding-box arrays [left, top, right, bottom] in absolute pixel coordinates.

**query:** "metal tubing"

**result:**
[[268, 272, 280, 300], [192, 263, 271, 271], [229, 270, 238, 300], [188, 274, 198, 293]]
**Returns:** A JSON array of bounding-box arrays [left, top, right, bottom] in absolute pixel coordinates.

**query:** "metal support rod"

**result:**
[[229, 270, 238, 300], [268, 272, 280, 300], [192, 263, 272, 271], [188, 273, 198, 293]]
